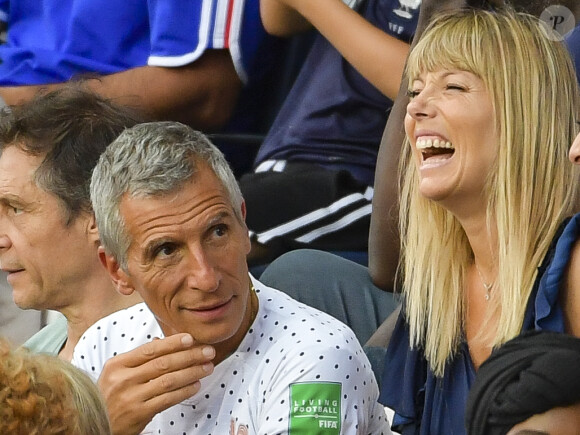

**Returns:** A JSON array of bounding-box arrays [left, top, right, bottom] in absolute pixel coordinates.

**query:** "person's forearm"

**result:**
[[0, 50, 242, 131], [260, 0, 312, 36], [274, 0, 409, 99], [90, 50, 241, 131], [368, 89, 406, 291]]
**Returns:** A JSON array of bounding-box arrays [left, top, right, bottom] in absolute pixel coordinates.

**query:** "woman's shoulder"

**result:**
[[560, 214, 580, 336], [533, 213, 580, 334]]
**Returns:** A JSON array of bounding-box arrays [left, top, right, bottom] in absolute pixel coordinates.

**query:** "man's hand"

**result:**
[[97, 333, 215, 435]]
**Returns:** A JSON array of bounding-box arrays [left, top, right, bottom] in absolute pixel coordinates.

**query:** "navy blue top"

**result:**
[[253, 0, 420, 185], [380, 214, 580, 435]]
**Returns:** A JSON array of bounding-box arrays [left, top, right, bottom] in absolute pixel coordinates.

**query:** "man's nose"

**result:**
[[0, 228, 13, 251], [186, 248, 221, 293]]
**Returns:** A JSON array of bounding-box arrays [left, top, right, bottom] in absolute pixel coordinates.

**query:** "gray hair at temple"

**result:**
[[90, 121, 243, 271]]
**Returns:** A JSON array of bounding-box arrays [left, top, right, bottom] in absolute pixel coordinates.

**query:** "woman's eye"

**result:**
[[446, 84, 465, 91], [10, 206, 23, 215], [406, 89, 421, 99]]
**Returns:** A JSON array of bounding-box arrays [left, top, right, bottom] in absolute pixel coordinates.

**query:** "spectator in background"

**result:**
[[239, 0, 419, 267], [75, 121, 391, 435], [465, 330, 580, 435], [0, 1, 277, 132], [0, 86, 143, 360], [0, 338, 111, 435]]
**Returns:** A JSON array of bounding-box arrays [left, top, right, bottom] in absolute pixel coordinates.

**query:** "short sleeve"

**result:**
[[147, 0, 239, 67]]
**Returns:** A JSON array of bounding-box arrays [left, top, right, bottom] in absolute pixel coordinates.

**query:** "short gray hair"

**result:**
[[90, 121, 243, 270]]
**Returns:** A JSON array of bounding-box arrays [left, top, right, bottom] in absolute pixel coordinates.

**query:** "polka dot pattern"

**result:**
[[73, 278, 390, 434]]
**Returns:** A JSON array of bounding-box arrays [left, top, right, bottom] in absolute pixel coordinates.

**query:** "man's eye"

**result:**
[[155, 243, 176, 257], [10, 206, 23, 215], [213, 224, 228, 238]]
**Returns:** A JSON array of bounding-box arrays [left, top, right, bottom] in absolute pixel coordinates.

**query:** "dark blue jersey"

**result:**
[[254, 0, 420, 185]]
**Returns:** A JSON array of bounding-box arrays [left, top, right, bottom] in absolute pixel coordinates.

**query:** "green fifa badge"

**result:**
[[289, 382, 342, 434]]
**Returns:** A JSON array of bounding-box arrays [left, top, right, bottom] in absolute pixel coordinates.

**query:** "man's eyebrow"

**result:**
[[0, 194, 25, 206], [207, 211, 230, 226], [141, 210, 234, 258]]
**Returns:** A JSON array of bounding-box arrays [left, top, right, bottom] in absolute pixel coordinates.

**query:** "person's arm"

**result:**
[[95, 334, 215, 435], [0, 50, 242, 132], [261, 0, 409, 100], [260, 0, 312, 36]]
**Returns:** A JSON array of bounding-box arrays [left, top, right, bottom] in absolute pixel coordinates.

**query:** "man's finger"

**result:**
[[100, 344, 215, 387], [121, 333, 194, 367]]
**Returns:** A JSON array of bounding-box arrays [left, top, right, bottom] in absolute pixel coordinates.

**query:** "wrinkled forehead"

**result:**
[[0, 144, 44, 184]]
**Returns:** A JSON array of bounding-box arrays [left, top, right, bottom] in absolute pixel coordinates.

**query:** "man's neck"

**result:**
[[57, 275, 142, 361]]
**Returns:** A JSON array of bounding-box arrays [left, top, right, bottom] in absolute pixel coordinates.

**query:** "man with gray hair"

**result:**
[[0, 87, 211, 435], [74, 121, 391, 434]]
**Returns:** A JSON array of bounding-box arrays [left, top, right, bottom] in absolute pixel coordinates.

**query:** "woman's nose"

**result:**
[[406, 90, 435, 120], [569, 131, 580, 164]]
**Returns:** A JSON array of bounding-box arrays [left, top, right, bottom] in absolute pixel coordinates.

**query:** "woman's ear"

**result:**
[[98, 246, 135, 296]]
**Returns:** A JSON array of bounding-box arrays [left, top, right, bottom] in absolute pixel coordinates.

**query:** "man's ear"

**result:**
[[240, 200, 247, 221], [97, 246, 135, 296], [87, 214, 100, 245], [239, 200, 251, 255]]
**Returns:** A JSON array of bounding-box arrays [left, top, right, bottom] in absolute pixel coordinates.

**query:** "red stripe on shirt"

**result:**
[[223, 0, 235, 48]]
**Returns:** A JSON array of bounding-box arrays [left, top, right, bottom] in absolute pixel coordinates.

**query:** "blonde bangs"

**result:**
[[405, 11, 494, 85]]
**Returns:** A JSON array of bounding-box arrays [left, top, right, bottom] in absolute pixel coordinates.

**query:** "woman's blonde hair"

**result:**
[[399, 8, 580, 376], [0, 338, 111, 434]]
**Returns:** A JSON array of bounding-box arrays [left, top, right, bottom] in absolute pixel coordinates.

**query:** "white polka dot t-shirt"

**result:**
[[72, 277, 391, 434]]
